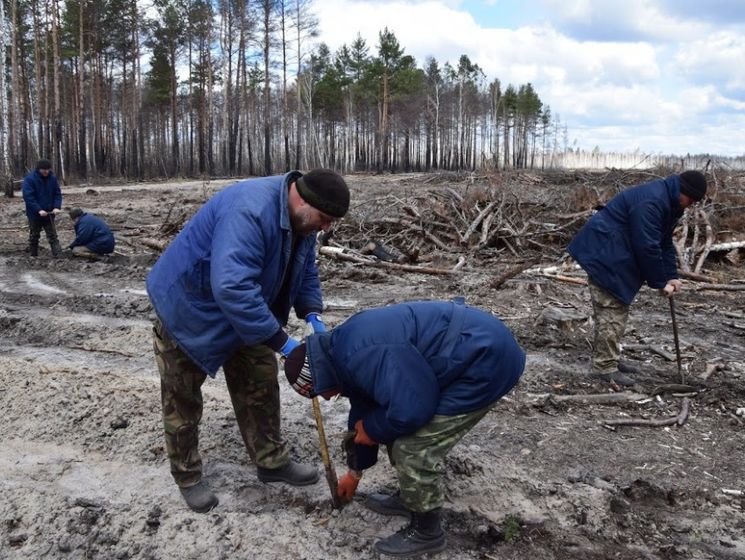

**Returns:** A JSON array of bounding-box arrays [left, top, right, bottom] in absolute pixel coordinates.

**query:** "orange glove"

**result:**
[[354, 419, 377, 446], [337, 470, 362, 502]]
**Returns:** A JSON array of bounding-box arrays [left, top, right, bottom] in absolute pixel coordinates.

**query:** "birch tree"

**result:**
[[1, 0, 12, 196]]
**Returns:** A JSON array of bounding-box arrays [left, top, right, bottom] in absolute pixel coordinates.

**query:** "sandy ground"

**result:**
[[1, 173, 744, 560]]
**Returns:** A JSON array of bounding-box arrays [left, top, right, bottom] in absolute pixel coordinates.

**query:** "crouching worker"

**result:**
[[67, 208, 115, 257], [284, 299, 526, 558]]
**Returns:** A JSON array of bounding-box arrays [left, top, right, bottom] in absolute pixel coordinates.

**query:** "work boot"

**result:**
[[179, 481, 218, 513], [618, 360, 642, 374], [365, 492, 410, 518], [375, 508, 446, 557], [257, 461, 319, 486], [29, 244, 38, 257], [589, 369, 636, 387], [51, 242, 62, 258]]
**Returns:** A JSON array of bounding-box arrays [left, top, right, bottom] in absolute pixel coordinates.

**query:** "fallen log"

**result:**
[[601, 397, 690, 428], [141, 237, 168, 252], [678, 270, 716, 283], [693, 283, 745, 292], [650, 384, 700, 396], [543, 274, 588, 286], [708, 240, 745, 252], [490, 259, 541, 289], [528, 391, 648, 406], [319, 246, 455, 276]]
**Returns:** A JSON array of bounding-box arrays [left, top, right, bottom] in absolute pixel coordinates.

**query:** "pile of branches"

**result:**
[[331, 181, 585, 267]]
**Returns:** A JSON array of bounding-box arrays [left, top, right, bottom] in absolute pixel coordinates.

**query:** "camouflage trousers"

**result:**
[[28, 217, 61, 255], [588, 279, 630, 373], [152, 319, 289, 487], [390, 403, 494, 513]]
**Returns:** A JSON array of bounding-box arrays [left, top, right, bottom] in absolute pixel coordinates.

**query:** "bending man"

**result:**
[[568, 170, 707, 386], [284, 299, 525, 558]]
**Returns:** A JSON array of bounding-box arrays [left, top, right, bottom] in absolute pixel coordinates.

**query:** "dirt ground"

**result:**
[[1, 172, 744, 560]]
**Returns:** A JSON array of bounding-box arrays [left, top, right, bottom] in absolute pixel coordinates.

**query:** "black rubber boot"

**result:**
[[51, 241, 62, 258], [29, 244, 39, 257], [365, 493, 410, 517], [618, 360, 642, 374], [375, 508, 446, 557], [179, 481, 218, 513], [590, 369, 635, 387], [257, 461, 319, 486]]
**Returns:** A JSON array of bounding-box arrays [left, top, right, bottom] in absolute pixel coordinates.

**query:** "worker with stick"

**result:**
[[146, 169, 349, 513], [21, 158, 62, 257], [283, 299, 525, 557], [567, 170, 708, 386]]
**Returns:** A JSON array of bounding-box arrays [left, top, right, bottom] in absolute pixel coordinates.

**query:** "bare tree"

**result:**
[[1, 0, 12, 196]]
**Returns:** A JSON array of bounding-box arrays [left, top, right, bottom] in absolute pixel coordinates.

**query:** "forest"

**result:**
[[0, 0, 571, 192]]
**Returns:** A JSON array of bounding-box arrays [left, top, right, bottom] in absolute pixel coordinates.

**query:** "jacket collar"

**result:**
[[280, 171, 303, 232], [306, 332, 343, 395]]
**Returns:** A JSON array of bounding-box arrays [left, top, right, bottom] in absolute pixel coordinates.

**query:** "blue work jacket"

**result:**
[[568, 175, 684, 305], [22, 170, 62, 220], [306, 300, 526, 470], [146, 172, 323, 376], [70, 213, 115, 254]]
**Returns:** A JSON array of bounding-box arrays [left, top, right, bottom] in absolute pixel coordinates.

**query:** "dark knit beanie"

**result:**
[[36, 159, 52, 170], [284, 344, 315, 398], [69, 208, 84, 220], [296, 169, 350, 218], [679, 170, 707, 202]]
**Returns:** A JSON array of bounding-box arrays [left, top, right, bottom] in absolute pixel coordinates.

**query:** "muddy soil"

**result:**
[[1, 173, 744, 560]]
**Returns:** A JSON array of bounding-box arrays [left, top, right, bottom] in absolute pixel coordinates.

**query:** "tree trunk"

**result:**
[[78, 0, 87, 180], [1, 0, 12, 196]]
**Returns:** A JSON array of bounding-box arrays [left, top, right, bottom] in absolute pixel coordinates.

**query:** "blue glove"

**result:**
[[305, 313, 326, 336], [279, 337, 301, 358]]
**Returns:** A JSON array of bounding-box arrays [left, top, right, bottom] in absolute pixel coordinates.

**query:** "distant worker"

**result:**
[[284, 299, 526, 558], [146, 169, 350, 513], [22, 158, 62, 257], [67, 208, 115, 257], [567, 170, 708, 386]]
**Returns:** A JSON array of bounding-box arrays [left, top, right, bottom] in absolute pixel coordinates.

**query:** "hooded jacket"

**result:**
[[567, 175, 684, 306], [70, 213, 115, 254], [146, 172, 323, 376], [22, 169, 62, 221], [306, 300, 525, 470]]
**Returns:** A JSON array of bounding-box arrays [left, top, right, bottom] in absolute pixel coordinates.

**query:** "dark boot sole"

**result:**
[[257, 473, 320, 486]]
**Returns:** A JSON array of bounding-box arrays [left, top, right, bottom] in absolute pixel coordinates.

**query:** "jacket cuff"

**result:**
[[264, 328, 288, 352]]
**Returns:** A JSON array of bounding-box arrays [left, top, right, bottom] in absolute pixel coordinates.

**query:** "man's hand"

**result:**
[[51, 208, 61, 215], [337, 470, 362, 502], [662, 279, 682, 297], [354, 419, 377, 446], [38, 210, 48, 217], [304, 313, 326, 336], [279, 337, 301, 359]]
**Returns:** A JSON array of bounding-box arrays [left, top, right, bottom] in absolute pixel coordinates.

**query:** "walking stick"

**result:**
[[668, 295, 684, 384], [311, 396, 343, 509]]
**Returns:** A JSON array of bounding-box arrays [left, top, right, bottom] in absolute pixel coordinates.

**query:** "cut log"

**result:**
[[319, 246, 455, 275]]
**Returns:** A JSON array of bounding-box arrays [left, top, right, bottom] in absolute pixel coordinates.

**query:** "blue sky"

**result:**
[[314, 0, 745, 157]]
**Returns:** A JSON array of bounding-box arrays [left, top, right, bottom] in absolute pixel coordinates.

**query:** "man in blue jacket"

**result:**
[[67, 208, 115, 257], [146, 169, 349, 513], [21, 159, 62, 257], [567, 170, 707, 386], [284, 300, 526, 557]]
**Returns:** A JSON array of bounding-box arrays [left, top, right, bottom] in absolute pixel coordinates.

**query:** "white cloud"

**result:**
[[674, 31, 745, 95]]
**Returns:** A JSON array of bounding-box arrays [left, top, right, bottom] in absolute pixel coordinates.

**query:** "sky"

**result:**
[[313, 0, 745, 157]]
